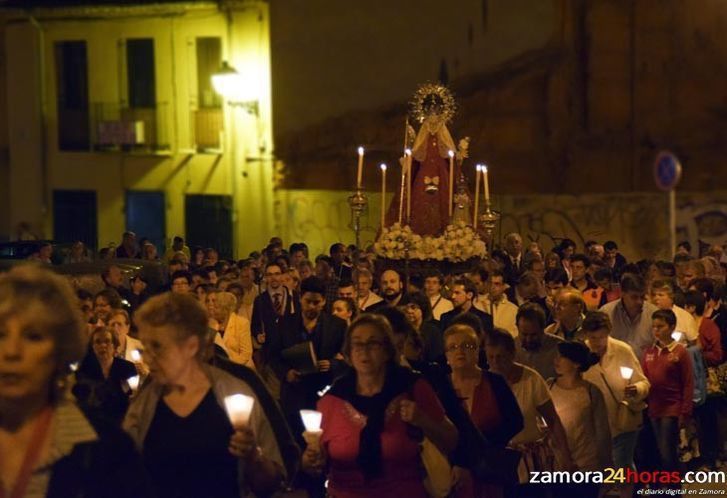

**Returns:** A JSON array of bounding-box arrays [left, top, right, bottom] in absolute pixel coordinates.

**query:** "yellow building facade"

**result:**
[[1, 0, 275, 258]]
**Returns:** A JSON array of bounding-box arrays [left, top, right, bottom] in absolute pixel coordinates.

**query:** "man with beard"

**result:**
[[375, 269, 406, 310], [439, 278, 493, 335], [599, 272, 659, 356], [267, 276, 347, 442], [514, 302, 563, 380]]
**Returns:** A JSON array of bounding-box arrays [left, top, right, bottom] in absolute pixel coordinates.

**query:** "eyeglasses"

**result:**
[[350, 340, 386, 353], [445, 343, 478, 353]]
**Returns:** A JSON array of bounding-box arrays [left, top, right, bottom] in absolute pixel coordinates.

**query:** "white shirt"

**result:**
[[672, 305, 699, 342], [583, 336, 650, 437], [475, 294, 518, 337], [358, 292, 383, 310], [429, 294, 454, 321]]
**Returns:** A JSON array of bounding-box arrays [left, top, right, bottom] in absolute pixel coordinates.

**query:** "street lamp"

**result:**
[[212, 61, 259, 115]]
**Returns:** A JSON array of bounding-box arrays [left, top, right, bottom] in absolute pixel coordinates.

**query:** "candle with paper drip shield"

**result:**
[[300, 409, 323, 446], [127, 375, 140, 393], [130, 349, 142, 363], [671, 331, 683, 343], [224, 394, 255, 428], [620, 366, 634, 381]]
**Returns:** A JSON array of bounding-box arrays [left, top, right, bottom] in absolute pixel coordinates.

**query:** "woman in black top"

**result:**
[[74, 327, 137, 425]]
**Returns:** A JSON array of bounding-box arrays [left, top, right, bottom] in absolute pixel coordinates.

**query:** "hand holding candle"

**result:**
[[225, 393, 255, 428], [300, 409, 323, 447], [356, 146, 365, 189], [380, 163, 387, 229]]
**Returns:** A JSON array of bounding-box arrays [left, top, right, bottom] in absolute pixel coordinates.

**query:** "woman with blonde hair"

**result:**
[[0, 266, 152, 497], [207, 290, 255, 368], [124, 292, 285, 498]]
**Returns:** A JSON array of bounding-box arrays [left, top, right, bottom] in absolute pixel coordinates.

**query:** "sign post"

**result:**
[[653, 151, 683, 258]]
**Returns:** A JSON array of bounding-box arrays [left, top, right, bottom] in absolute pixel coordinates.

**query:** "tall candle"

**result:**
[[473, 165, 481, 229], [482, 164, 490, 204], [448, 150, 455, 217], [380, 163, 387, 229], [356, 146, 364, 189], [406, 149, 412, 223], [398, 161, 406, 224]]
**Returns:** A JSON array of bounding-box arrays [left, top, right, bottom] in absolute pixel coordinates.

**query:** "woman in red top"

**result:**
[[445, 325, 523, 498], [302, 314, 458, 498]]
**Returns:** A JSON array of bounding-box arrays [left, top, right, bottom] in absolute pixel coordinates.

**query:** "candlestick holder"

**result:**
[[348, 189, 368, 251], [478, 202, 500, 244]]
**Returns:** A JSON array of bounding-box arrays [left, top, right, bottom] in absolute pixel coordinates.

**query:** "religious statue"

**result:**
[[386, 83, 469, 236]]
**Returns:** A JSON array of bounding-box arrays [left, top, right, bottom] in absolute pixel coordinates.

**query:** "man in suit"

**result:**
[[251, 262, 299, 367], [267, 276, 347, 443], [440, 278, 493, 335], [501, 232, 524, 286]]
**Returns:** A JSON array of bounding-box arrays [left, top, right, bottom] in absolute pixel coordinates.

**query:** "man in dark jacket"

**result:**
[[440, 278, 494, 335], [267, 276, 347, 443]]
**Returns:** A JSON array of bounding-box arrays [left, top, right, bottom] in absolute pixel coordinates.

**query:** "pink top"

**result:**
[[318, 378, 445, 498]]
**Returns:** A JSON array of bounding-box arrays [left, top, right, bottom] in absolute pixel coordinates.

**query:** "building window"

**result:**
[[54, 41, 89, 151], [196, 37, 222, 109], [193, 37, 223, 151], [127, 38, 156, 108]]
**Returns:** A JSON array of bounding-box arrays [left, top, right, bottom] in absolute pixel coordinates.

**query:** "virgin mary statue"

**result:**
[[386, 84, 463, 236]]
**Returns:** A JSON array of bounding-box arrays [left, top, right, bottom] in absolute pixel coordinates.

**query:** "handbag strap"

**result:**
[[599, 371, 621, 404]]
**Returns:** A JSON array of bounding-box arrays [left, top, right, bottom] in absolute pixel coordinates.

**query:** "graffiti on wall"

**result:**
[[276, 190, 727, 261]]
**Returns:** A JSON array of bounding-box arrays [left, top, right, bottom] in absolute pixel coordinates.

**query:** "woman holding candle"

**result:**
[[123, 292, 285, 498], [0, 266, 153, 498], [301, 313, 458, 498], [73, 327, 138, 425]]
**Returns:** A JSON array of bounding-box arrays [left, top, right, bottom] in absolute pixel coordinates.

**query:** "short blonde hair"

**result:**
[[443, 323, 479, 344], [0, 265, 86, 402], [214, 291, 238, 317], [135, 293, 211, 361]]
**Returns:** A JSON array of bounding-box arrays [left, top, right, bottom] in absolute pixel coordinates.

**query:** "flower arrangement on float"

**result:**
[[374, 221, 486, 263]]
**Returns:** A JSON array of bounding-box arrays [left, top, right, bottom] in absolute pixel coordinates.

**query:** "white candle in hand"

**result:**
[[225, 394, 255, 428], [620, 366, 634, 381], [300, 409, 323, 446], [356, 146, 364, 189]]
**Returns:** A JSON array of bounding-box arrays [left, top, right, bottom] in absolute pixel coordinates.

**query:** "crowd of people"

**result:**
[[2, 230, 727, 498]]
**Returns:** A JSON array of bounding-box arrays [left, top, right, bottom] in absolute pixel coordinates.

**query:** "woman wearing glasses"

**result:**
[[302, 313, 458, 498], [445, 324, 524, 498]]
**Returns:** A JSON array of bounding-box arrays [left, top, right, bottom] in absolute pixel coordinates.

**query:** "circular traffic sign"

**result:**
[[653, 151, 682, 191]]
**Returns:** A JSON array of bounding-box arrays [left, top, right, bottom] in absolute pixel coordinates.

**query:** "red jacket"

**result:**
[[641, 342, 693, 419], [698, 317, 723, 367]]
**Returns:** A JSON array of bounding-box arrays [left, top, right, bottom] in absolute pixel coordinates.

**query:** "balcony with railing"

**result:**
[[91, 102, 171, 154], [191, 106, 223, 153]]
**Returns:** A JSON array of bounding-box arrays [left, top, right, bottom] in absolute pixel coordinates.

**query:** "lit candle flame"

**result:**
[[127, 375, 140, 392], [357, 146, 364, 156], [620, 366, 634, 380], [448, 150, 454, 158], [224, 394, 255, 427]]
